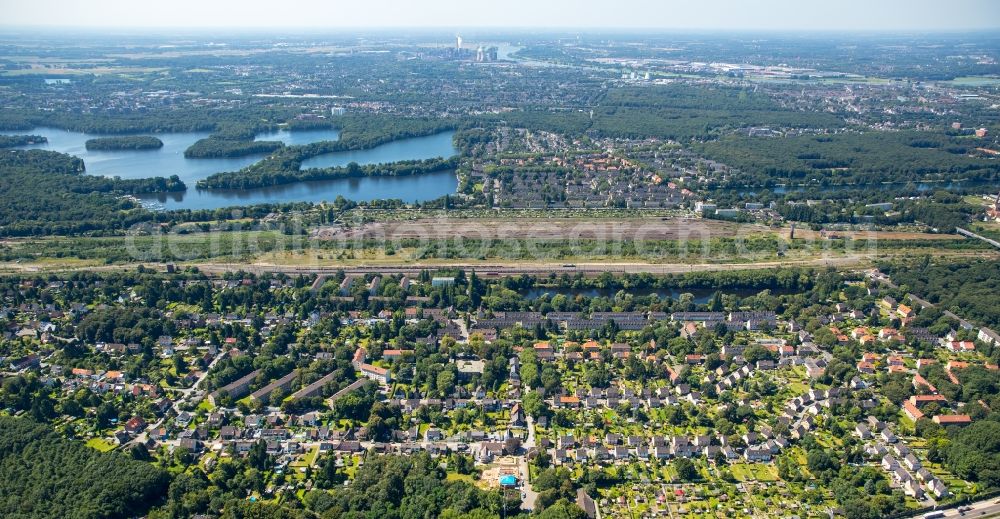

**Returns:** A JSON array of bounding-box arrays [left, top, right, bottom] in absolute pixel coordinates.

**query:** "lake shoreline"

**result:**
[[1, 127, 459, 210]]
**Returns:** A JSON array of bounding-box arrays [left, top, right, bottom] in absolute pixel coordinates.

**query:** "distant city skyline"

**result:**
[[1, 0, 999, 31]]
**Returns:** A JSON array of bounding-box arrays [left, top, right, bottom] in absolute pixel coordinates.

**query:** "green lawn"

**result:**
[[303, 446, 320, 466], [85, 437, 115, 452], [446, 473, 476, 484], [729, 463, 778, 482]]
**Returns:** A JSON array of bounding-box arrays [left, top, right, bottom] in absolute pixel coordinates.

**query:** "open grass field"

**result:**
[[316, 217, 765, 241], [729, 463, 779, 482], [970, 221, 1000, 241], [85, 437, 116, 452]]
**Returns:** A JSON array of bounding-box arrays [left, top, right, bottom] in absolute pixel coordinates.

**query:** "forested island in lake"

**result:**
[[0, 134, 47, 148], [184, 136, 285, 158], [198, 156, 458, 189], [84, 136, 163, 151]]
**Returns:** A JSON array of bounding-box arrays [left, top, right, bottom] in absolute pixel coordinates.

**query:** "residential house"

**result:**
[[359, 363, 391, 384], [933, 415, 972, 426]]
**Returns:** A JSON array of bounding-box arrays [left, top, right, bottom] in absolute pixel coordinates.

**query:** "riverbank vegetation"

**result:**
[[0, 150, 184, 236], [198, 156, 458, 189], [0, 134, 46, 148]]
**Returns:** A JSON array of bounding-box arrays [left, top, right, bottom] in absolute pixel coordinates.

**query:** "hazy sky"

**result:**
[[1, 0, 998, 31]]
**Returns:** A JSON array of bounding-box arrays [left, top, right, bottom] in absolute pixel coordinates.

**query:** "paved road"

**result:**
[[127, 350, 227, 447], [453, 317, 470, 342], [516, 454, 536, 512], [957, 227, 1000, 250], [940, 497, 1000, 518], [519, 415, 538, 511], [524, 415, 536, 450]]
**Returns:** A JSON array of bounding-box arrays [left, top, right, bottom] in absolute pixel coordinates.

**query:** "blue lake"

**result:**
[[142, 169, 459, 211], [299, 131, 455, 170], [1, 127, 458, 210], [255, 128, 341, 146]]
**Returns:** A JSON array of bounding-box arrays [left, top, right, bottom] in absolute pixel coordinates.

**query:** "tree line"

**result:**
[[0, 134, 47, 148], [0, 150, 184, 236]]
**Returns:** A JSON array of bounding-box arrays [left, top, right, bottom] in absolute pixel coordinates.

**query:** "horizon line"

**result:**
[[1, 25, 1000, 34]]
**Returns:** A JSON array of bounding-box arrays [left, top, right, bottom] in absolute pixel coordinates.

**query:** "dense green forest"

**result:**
[[882, 259, 1000, 329], [0, 107, 292, 135], [0, 149, 184, 236], [185, 137, 284, 158], [773, 191, 979, 232], [199, 156, 458, 189], [943, 421, 1000, 489], [85, 136, 164, 151], [0, 134, 47, 148], [0, 416, 169, 519], [472, 85, 843, 141], [695, 131, 1000, 187], [302, 452, 522, 517], [589, 85, 844, 141]]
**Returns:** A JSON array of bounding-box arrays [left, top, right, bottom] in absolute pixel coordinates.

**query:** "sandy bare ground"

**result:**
[[479, 457, 521, 489], [314, 218, 770, 241], [783, 227, 962, 241]]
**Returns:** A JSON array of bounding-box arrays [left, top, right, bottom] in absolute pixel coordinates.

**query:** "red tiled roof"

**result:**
[[933, 414, 971, 424]]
